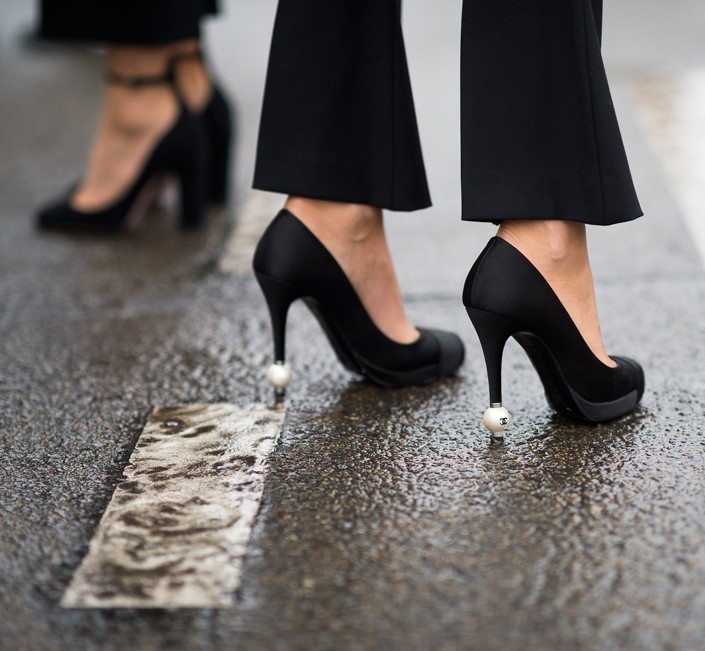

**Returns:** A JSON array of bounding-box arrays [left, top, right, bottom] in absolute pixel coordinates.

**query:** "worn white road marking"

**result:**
[[635, 71, 705, 263], [219, 190, 283, 275], [62, 403, 284, 609]]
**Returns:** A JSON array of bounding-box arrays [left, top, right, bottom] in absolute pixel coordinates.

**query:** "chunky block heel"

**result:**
[[171, 49, 234, 206], [203, 86, 233, 206], [463, 237, 644, 437], [175, 132, 207, 231], [177, 170, 205, 231]]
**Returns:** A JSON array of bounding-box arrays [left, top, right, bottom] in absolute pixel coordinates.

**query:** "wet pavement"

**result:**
[[2, 1, 705, 649]]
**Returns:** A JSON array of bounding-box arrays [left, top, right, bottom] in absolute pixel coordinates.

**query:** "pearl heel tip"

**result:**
[[483, 405, 510, 435], [267, 362, 292, 391]]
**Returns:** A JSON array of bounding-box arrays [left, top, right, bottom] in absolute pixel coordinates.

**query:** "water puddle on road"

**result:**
[[61, 403, 284, 609]]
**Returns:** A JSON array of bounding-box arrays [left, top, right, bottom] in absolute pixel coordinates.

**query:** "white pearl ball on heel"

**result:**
[[267, 362, 292, 391], [483, 404, 510, 437]]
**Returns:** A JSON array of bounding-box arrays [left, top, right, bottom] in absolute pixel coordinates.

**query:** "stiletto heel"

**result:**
[[253, 210, 465, 393], [255, 272, 299, 400], [463, 237, 644, 437], [36, 68, 207, 232], [466, 307, 516, 439]]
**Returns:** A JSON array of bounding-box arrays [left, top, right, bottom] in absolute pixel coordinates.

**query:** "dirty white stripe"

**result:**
[[635, 71, 705, 263], [62, 403, 284, 609], [219, 190, 284, 275]]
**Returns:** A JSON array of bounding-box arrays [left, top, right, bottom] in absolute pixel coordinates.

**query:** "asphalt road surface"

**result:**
[[2, 1, 705, 649]]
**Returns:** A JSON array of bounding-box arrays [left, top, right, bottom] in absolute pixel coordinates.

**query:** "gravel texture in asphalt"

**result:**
[[2, 1, 705, 650]]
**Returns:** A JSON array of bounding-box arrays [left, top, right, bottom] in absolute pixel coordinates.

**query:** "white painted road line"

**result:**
[[635, 71, 705, 264], [62, 403, 284, 609], [219, 190, 284, 275]]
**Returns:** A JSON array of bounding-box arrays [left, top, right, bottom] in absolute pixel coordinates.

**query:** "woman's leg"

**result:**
[[39, 1, 219, 212], [496, 220, 614, 366], [71, 45, 179, 211], [461, 0, 641, 364], [255, 0, 428, 343], [39, 0, 218, 110], [72, 39, 221, 212], [170, 40, 215, 112], [39, 0, 218, 45], [461, 0, 640, 224], [255, 0, 429, 211], [284, 198, 419, 344]]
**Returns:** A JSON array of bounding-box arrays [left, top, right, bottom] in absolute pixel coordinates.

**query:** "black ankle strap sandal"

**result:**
[[36, 64, 207, 233]]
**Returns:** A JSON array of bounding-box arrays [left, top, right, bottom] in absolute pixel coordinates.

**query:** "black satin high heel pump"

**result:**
[[253, 209, 465, 398], [171, 49, 234, 206], [463, 237, 644, 439], [37, 69, 207, 232]]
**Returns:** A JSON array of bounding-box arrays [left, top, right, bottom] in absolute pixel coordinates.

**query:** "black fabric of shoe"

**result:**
[[253, 209, 465, 388], [463, 237, 644, 422]]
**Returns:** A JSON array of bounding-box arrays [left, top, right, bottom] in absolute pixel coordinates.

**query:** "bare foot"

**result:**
[[497, 220, 617, 367], [285, 197, 419, 344], [71, 46, 179, 212]]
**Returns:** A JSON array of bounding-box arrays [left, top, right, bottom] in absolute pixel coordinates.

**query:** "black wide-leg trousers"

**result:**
[[254, 0, 642, 225], [39, 0, 218, 45]]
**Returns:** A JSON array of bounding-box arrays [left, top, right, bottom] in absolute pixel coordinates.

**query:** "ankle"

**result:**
[[103, 86, 177, 136], [168, 39, 214, 111], [175, 60, 213, 111], [108, 45, 172, 79], [285, 198, 383, 245], [280, 198, 417, 344], [497, 220, 588, 269], [104, 45, 178, 134], [496, 220, 614, 366]]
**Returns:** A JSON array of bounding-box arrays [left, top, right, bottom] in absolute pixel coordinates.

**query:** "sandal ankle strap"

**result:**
[[170, 48, 204, 65], [105, 69, 174, 88]]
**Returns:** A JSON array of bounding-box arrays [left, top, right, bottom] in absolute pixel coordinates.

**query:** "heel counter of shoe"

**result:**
[[253, 209, 357, 299], [462, 238, 498, 309], [252, 209, 290, 276]]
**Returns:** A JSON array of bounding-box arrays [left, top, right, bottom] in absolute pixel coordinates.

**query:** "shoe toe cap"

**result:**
[[424, 329, 465, 377], [614, 355, 646, 402], [36, 202, 69, 229]]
